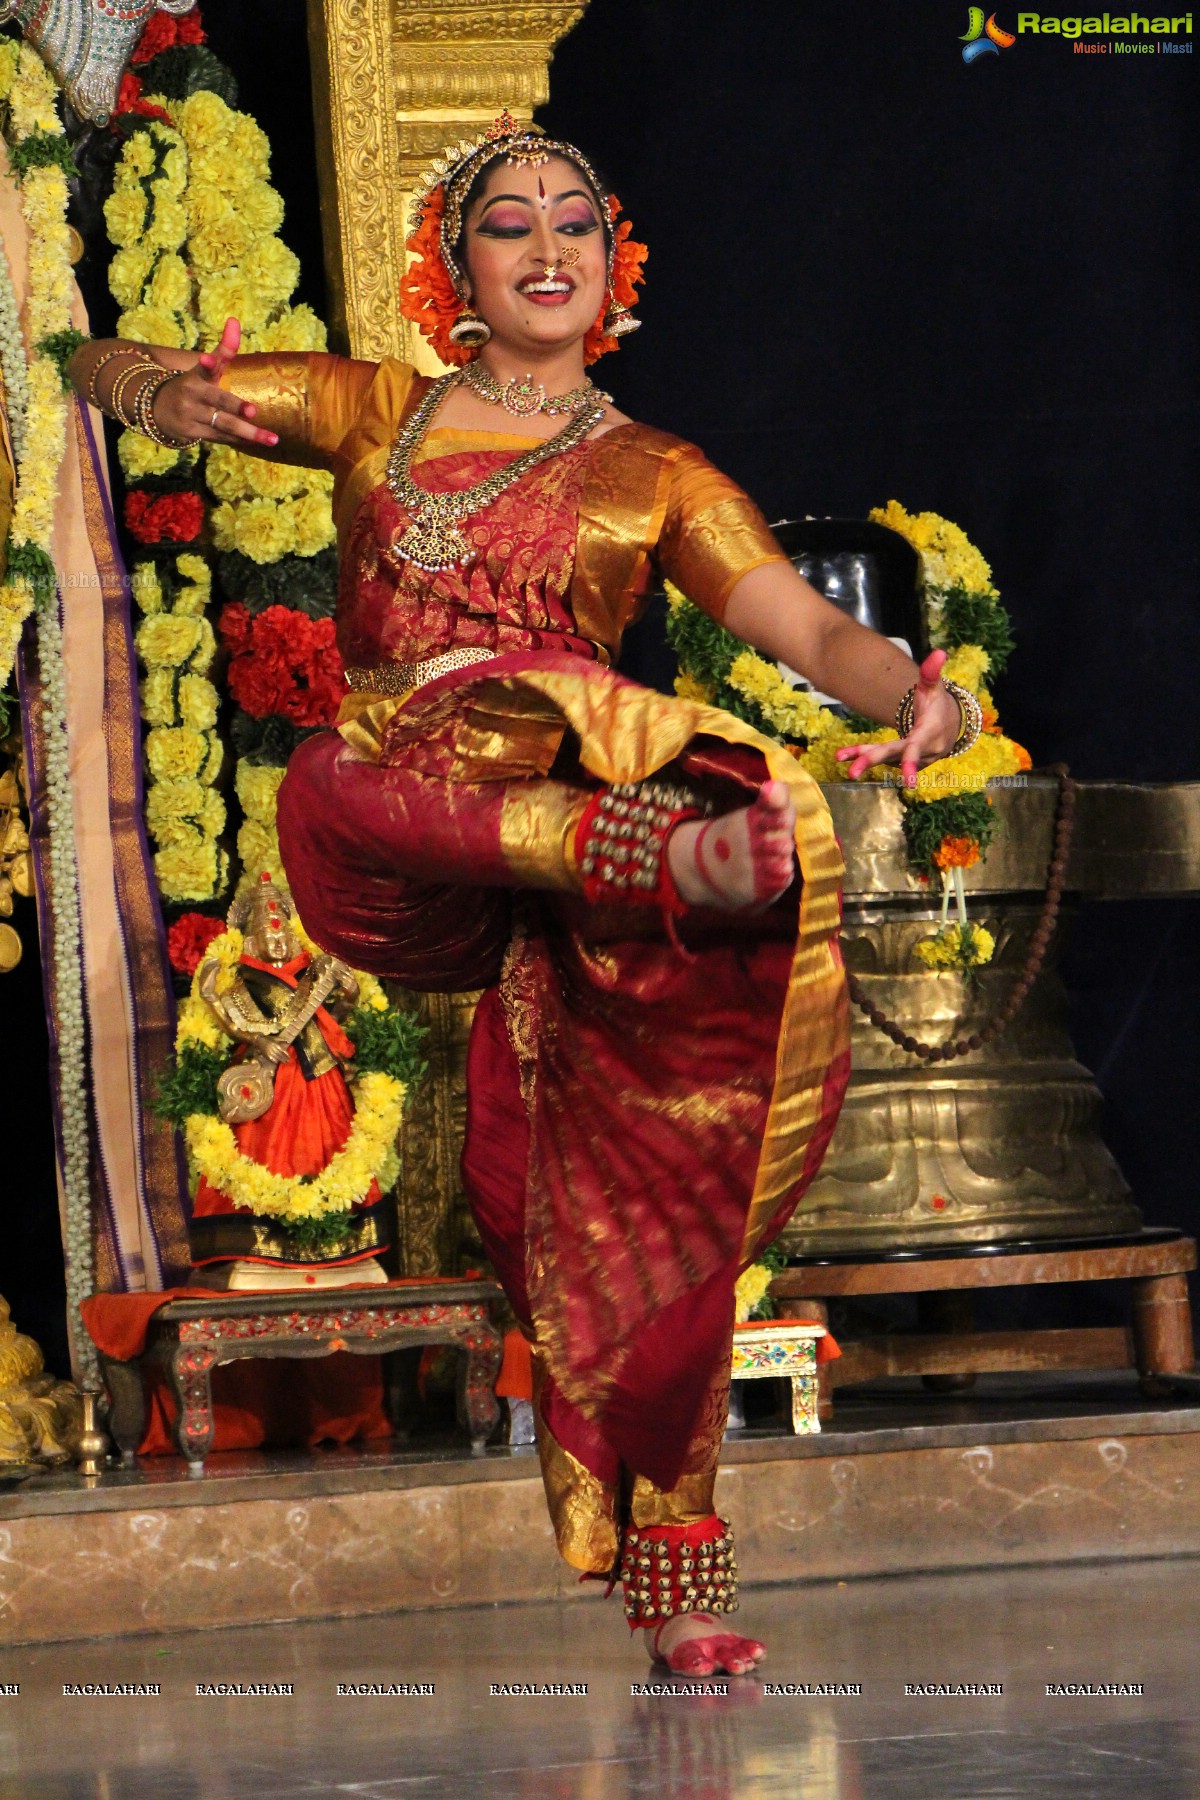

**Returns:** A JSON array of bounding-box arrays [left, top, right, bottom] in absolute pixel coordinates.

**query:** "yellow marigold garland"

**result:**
[[915, 921, 995, 971], [184, 1070, 404, 1223], [667, 508, 1033, 973], [108, 77, 338, 905], [105, 111, 231, 902], [868, 499, 997, 599], [0, 43, 74, 687], [129, 548, 228, 899], [734, 1262, 774, 1323], [233, 756, 285, 884], [168, 86, 334, 901]]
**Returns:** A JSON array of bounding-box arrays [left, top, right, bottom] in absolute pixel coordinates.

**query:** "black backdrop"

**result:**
[[6, 2, 1197, 1369]]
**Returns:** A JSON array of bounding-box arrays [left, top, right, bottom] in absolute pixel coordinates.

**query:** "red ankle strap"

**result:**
[[619, 1515, 739, 1630], [575, 780, 701, 917]]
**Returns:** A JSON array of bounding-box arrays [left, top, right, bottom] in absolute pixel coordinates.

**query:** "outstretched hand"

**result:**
[[834, 649, 961, 790], [151, 317, 279, 449]]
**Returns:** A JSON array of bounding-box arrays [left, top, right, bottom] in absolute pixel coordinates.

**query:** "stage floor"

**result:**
[[2, 1369, 1200, 1654], [2, 1554, 1198, 1798]]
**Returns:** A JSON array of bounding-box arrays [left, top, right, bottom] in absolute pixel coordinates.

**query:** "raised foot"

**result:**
[[667, 779, 796, 912], [652, 1612, 766, 1677]]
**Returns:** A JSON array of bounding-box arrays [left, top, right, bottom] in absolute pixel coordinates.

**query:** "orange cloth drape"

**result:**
[[495, 1326, 534, 1400]]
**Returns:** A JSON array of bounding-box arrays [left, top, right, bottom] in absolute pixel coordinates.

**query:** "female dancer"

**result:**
[[70, 118, 974, 1677]]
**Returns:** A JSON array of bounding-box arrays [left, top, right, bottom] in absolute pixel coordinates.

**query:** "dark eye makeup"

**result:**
[[473, 198, 601, 239]]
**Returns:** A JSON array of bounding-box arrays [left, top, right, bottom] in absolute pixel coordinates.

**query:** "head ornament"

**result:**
[[401, 112, 647, 368], [229, 871, 299, 964]]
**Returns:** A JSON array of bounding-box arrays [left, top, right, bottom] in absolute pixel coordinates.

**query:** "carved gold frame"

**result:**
[[306, 0, 590, 1269], [306, 0, 590, 372]]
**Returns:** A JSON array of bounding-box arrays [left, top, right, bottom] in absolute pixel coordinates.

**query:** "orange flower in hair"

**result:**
[[400, 185, 476, 368], [583, 199, 648, 366]]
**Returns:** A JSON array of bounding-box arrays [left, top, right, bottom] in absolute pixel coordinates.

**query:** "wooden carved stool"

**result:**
[[771, 1228, 1197, 1421], [727, 1320, 827, 1435], [98, 1279, 504, 1471]]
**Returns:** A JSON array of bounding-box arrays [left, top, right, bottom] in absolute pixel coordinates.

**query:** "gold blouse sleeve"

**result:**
[[655, 443, 789, 623], [217, 352, 378, 471]]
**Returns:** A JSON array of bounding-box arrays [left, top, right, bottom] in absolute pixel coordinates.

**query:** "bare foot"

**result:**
[[651, 1611, 766, 1677], [667, 779, 796, 911]]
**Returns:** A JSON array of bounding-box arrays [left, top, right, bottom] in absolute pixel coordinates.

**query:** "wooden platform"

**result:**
[[773, 1228, 1197, 1415], [2, 1369, 1199, 1647]]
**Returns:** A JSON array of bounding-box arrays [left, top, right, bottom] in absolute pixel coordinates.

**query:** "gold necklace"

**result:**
[[459, 359, 611, 419], [385, 370, 604, 573]]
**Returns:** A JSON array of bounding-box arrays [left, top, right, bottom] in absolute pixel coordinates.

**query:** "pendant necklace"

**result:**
[[385, 369, 604, 574], [459, 359, 612, 418]]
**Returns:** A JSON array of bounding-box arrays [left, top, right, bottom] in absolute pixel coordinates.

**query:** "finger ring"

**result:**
[[210, 408, 220, 428]]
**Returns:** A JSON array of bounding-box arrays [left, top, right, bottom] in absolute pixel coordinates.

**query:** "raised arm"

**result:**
[[656, 445, 965, 789], [68, 316, 280, 453], [722, 561, 962, 787], [69, 314, 379, 472]]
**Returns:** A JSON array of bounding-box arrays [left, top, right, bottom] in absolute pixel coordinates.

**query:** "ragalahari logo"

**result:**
[[961, 7, 1018, 57]]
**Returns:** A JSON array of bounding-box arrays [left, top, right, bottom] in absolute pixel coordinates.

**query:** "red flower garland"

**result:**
[[125, 489, 206, 544], [167, 911, 227, 976], [113, 71, 172, 125], [399, 182, 647, 369], [132, 9, 206, 63], [218, 603, 343, 726]]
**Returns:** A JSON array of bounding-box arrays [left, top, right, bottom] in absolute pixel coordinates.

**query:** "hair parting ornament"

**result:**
[[399, 111, 648, 368]]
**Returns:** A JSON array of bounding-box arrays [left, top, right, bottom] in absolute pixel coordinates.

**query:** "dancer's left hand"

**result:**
[[834, 649, 962, 791]]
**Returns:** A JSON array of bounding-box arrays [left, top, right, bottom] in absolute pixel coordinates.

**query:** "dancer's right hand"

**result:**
[[152, 317, 279, 448]]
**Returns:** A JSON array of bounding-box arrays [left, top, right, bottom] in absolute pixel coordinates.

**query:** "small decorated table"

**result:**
[[728, 1320, 827, 1435], [89, 1279, 505, 1471]]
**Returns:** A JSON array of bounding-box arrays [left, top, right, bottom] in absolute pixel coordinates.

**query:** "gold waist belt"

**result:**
[[343, 646, 498, 697]]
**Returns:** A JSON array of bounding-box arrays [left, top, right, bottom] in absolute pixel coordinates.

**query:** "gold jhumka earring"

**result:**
[[448, 306, 491, 348], [602, 296, 640, 338]]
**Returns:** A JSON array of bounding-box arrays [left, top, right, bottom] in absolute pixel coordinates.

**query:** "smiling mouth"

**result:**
[[518, 277, 574, 299]]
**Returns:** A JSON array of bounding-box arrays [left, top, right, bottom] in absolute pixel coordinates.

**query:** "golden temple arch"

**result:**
[[305, 0, 592, 1271]]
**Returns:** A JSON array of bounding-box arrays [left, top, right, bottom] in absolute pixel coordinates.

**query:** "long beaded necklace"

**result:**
[[385, 369, 604, 573], [459, 358, 612, 418]]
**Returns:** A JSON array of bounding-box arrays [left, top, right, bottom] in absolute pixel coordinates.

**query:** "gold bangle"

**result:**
[[109, 357, 164, 428], [944, 679, 984, 756], [107, 356, 160, 418], [895, 677, 983, 758], [83, 345, 135, 410], [133, 369, 191, 448]]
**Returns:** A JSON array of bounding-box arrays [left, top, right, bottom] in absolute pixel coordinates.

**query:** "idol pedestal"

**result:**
[[787, 778, 1200, 1255]]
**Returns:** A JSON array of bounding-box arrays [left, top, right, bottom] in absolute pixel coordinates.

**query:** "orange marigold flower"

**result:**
[[933, 835, 981, 871], [399, 186, 475, 368], [582, 201, 648, 366], [1012, 741, 1032, 771]]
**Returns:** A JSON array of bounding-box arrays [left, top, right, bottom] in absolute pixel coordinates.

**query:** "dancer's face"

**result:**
[[460, 155, 608, 358]]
